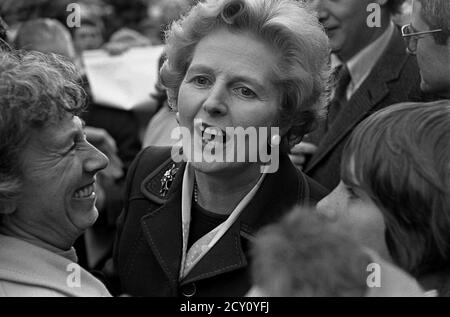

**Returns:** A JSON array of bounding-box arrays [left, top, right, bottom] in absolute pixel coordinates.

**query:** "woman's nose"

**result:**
[[202, 84, 228, 117], [84, 143, 109, 174]]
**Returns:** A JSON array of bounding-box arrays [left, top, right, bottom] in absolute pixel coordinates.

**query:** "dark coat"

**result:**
[[304, 27, 422, 190], [113, 146, 328, 297]]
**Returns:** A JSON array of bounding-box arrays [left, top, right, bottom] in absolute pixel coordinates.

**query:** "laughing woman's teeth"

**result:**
[[74, 184, 95, 199]]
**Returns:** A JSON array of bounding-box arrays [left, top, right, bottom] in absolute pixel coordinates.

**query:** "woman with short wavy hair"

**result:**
[[113, 0, 331, 296]]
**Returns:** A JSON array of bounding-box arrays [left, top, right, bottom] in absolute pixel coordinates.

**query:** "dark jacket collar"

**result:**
[[139, 154, 302, 287]]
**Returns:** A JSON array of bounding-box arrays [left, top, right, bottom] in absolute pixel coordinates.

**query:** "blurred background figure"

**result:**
[[140, 0, 196, 148], [142, 55, 180, 148], [142, 0, 194, 45], [402, 0, 450, 99], [71, 8, 105, 54], [318, 101, 450, 296], [0, 0, 197, 145], [14, 17, 78, 60], [0, 0, 76, 41], [0, 50, 110, 296], [106, 0, 148, 35], [248, 206, 424, 297]]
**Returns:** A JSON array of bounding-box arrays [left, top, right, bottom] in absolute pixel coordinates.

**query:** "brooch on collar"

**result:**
[[159, 163, 179, 197]]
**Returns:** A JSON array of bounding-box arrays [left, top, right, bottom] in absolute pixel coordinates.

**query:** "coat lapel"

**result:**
[[305, 28, 409, 172], [140, 162, 186, 291], [181, 154, 302, 284]]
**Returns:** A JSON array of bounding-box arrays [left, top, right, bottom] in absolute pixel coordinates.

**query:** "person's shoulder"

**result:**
[[0, 280, 65, 297]]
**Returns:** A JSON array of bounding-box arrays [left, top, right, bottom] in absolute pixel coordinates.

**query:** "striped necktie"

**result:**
[[327, 64, 351, 128]]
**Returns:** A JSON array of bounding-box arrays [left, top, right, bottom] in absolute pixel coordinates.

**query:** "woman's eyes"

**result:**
[[190, 76, 258, 99], [67, 133, 87, 153]]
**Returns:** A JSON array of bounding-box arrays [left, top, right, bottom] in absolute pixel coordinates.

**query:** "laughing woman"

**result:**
[[113, 0, 330, 297], [0, 51, 110, 296]]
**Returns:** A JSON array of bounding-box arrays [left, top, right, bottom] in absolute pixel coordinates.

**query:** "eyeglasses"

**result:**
[[0, 16, 11, 52], [401, 23, 443, 55], [0, 36, 12, 52]]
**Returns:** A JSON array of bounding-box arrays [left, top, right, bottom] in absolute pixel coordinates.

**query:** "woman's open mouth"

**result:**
[[200, 124, 227, 144], [194, 121, 232, 146]]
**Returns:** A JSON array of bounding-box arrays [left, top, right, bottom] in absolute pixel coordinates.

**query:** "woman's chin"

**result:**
[[69, 204, 99, 232]]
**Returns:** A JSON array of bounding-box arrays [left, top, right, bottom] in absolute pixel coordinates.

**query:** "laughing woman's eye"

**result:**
[[65, 141, 77, 155], [69, 142, 77, 152], [234, 87, 257, 99], [67, 134, 86, 154]]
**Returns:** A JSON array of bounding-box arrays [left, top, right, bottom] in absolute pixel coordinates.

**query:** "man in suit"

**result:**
[[404, 0, 449, 99], [291, 0, 422, 190]]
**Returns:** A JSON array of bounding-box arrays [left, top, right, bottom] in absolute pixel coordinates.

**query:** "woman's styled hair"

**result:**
[[160, 0, 331, 146], [251, 206, 371, 296], [0, 50, 85, 212], [341, 101, 450, 277]]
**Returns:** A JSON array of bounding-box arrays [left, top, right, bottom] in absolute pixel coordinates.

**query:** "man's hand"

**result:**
[[289, 142, 318, 170]]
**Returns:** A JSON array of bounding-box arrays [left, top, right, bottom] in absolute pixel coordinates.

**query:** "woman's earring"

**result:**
[[269, 134, 281, 148], [176, 112, 180, 124]]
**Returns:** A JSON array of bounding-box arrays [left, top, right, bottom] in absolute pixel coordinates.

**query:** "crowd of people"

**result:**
[[0, 0, 449, 297]]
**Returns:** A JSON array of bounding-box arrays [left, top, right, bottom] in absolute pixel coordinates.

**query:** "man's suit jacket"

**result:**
[[112, 146, 328, 297], [304, 27, 422, 190]]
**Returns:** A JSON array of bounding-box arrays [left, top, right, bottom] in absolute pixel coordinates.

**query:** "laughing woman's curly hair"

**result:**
[[0, 50, 85, 213]]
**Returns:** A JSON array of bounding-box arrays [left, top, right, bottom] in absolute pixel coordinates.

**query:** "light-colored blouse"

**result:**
[[0, 234, 111, 297]]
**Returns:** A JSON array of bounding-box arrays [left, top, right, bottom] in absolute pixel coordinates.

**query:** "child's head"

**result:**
[[318, 101, 450, 277]]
